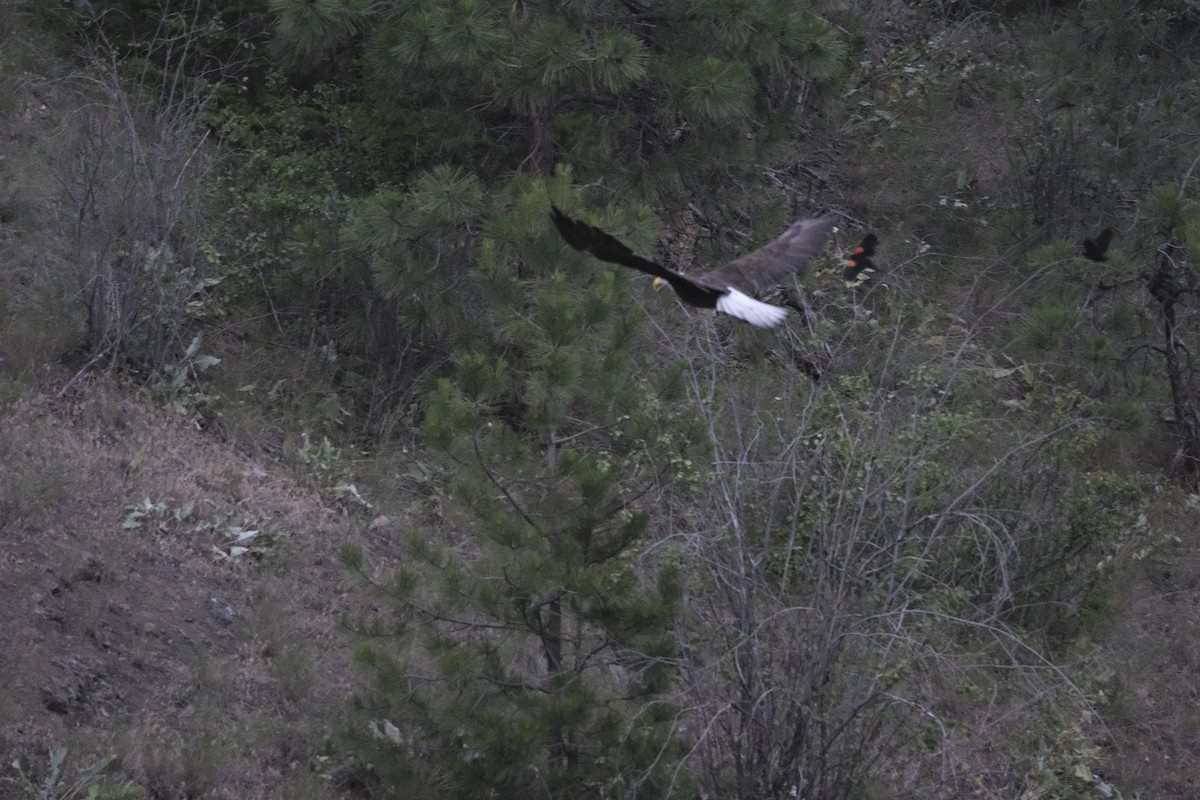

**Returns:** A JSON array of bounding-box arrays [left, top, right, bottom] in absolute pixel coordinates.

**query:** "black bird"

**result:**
[[1082, 227, 1113, 262], [549, 206, 837, 328], [843, 233, 878, 287]]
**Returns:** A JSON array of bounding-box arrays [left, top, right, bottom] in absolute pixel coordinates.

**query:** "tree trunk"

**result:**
[[1147, 241, 1200, 483]]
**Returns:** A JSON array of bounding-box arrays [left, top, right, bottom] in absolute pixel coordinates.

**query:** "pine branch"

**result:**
[[474, 434, 544, 535]]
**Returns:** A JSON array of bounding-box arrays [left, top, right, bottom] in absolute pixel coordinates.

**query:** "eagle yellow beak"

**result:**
[[652, 277, 667, 292]]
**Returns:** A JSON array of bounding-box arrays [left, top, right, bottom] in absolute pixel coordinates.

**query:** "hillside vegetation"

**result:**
[[3, 0, 1200, 798]]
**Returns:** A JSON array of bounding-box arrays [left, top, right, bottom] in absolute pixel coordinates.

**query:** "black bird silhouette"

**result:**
[[550, 205, 837, 328], [843, 234, 878, 287], [1082, 227, 1113, 262]]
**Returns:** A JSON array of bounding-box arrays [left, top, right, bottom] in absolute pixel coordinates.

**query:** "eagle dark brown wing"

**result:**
[[550, 206, 671, 281], [700, 216, 839, 294], [549, 205, 722, 308]]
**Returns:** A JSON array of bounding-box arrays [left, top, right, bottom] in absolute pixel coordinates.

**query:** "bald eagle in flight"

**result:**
[[550, 205, 837, 328]]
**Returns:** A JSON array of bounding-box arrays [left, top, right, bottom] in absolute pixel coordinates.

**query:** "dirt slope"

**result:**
[[0, 378, 361, 799]]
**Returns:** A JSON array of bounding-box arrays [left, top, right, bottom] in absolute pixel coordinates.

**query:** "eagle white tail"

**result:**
[[716, 288, 788, 328]]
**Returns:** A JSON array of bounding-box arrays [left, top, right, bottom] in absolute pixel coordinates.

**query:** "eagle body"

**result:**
[[550, 206, 836, 328]]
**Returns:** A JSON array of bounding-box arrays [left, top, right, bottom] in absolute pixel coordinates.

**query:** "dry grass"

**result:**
[[0, 375, 366, 798], [1096, 491, 1200, 799]]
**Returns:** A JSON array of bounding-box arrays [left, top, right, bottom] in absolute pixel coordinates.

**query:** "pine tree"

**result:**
[[355, 0, 846, 190], [344, 174, 708, 799], [246, 1, 851, 424]]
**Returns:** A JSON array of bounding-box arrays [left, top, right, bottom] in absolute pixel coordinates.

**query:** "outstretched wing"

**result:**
[[550, 206, 678, 283], [703, 216, 838, 293]]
